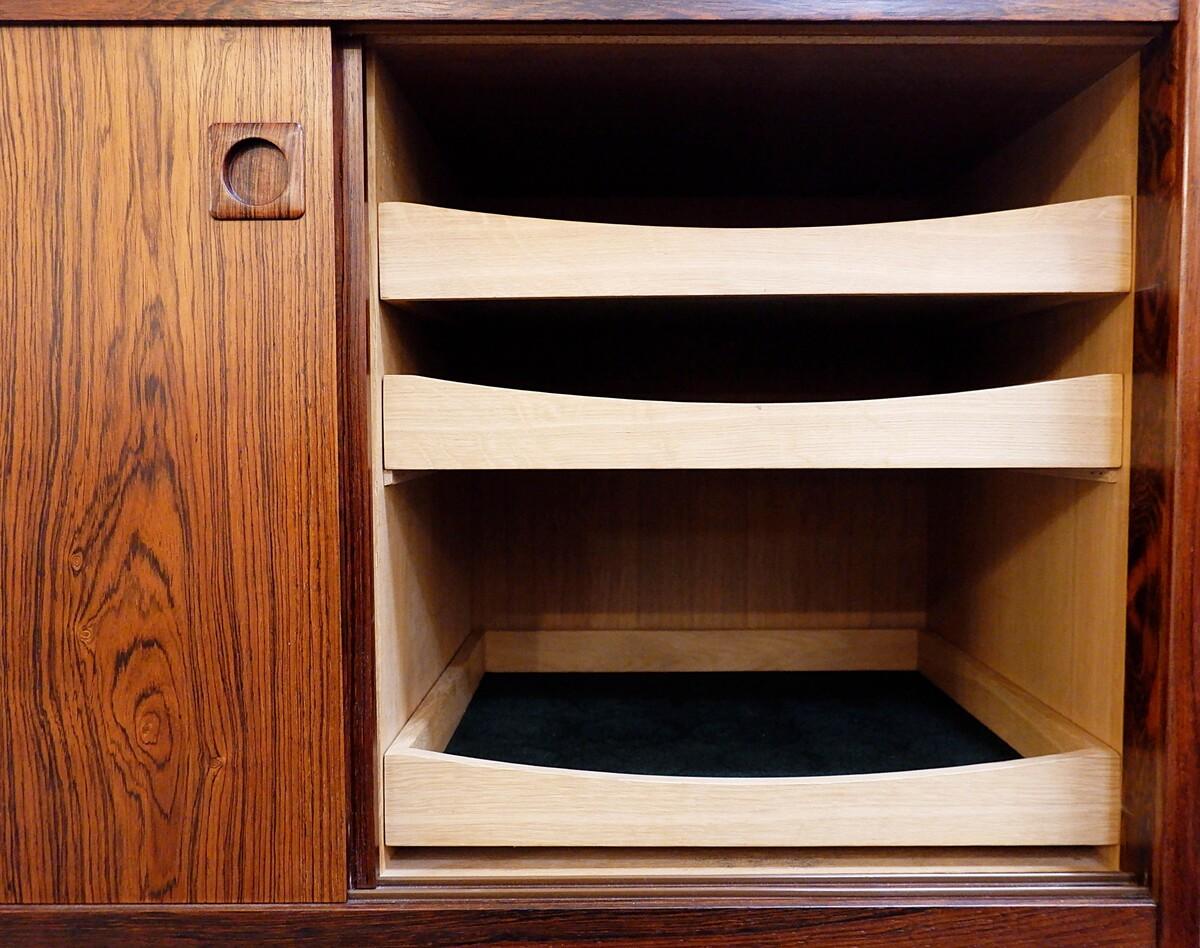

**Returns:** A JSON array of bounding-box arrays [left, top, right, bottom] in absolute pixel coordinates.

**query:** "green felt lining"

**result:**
[[444, 670, 1020, 778]]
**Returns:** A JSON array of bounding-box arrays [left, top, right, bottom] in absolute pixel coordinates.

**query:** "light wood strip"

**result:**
[[484, 628, 919, 673], [917, 630, 1116, 757], [380, 846, 1115, 879], [378, 197, 1131, 300], [394, 632, 485, 753], [384, 745, 1120, 847], [382, 374, 1123, 471], [1013, 467, 1119, 482]]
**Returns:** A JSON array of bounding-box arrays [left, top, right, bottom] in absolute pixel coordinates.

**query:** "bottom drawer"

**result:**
[[384, 630, 1119, 848]]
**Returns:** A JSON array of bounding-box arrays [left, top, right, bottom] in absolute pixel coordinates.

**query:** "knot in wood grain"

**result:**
[[137, 709, 163, 747]]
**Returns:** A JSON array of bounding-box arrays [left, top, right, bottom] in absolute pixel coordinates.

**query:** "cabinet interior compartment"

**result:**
[[386, 621, 1116, 848], [363, 31, 1140, 880]]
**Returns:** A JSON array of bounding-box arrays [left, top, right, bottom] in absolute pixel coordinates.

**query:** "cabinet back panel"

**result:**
[[472, 471, 927, 632], [372, 38, 1142, 221]]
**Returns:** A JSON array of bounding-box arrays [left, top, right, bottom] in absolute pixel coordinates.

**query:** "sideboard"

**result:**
[[0, 2, 1196, 944]]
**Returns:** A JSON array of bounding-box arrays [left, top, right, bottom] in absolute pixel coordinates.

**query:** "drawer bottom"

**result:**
[[384, 630, 1119, 848]]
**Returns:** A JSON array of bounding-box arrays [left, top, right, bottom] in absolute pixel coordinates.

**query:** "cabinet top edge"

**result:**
[[0, 1, 1179, 25]]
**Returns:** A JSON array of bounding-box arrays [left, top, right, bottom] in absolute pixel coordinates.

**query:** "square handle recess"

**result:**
[[209, 122, 304, 221]]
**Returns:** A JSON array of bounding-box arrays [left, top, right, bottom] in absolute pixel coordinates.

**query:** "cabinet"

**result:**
[[363, 30, 1137, 868], [0, 4, 1197, 946]]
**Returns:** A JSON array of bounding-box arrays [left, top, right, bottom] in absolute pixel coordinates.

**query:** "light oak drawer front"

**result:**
[[383, 631, 1120, 848], [382, 374, 1123, 472], [379, 197, 1131, 301]]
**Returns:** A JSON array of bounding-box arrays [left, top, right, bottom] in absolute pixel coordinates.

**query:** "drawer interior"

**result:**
[[384, 625, 1116, 848], [443, 669, 1018, 777], [361, 29, 1140, 881]]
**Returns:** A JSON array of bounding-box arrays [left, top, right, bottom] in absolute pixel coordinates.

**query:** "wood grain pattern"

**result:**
[[472, 470, 928, 635], [918, 630, 1111, 757], [0, 26, 343, 903], [485, 628, 919, 672], [383, 374, 1123, 470], [383, 845, 1117, 879], [336, 42, 384, 891], [393, 632, 485, 754], [1121, 26, 1179, 916], [361, 52, 490, 885], [208, 122, 305, 221], [929, 471, 1132, 752], [348, 18, 1180, 912], [386, 849, 1113, 878], [378, 198, 1132, 300], [385, 746, 1119, 849], [384, 631, 1119, 849], [1161, 7, 1200, 936], [0, 901, 1158, 947], [928, 54, 1138, 752], [1123, 6, 1200, 947], [365, 51, 475, 877], [0, 0, 1178, 22]]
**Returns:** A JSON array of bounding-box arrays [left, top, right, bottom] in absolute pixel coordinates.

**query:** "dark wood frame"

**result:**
[[0, 897, 1160, 946], [0, 3, 1191, 944], [335, 41, 382, 894], [332, 13, 1199, 947], [1123, 7, 1200, 946], [0, 0, 1180, 23]]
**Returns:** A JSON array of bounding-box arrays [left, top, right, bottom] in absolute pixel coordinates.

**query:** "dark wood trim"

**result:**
[[0, 895, 1157, 946], [334, 40, 381, 891], [1125, 2, 1200, 946], [356, 876, 1154, 905], [1123, 0, 1178, 901], [0, 0, 1179, 24], [1159, 6, 1200, 938]]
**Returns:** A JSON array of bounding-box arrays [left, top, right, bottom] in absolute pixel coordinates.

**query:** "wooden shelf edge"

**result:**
[[1012, 467, 1120, 482], [484, 628, 919, 673], [379, 196, 1132, 300], [383, 744, 1119, 848], [382, 374, 1124, 471], [393, 631, 485, 754], [377, 844, 1120, 881]]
